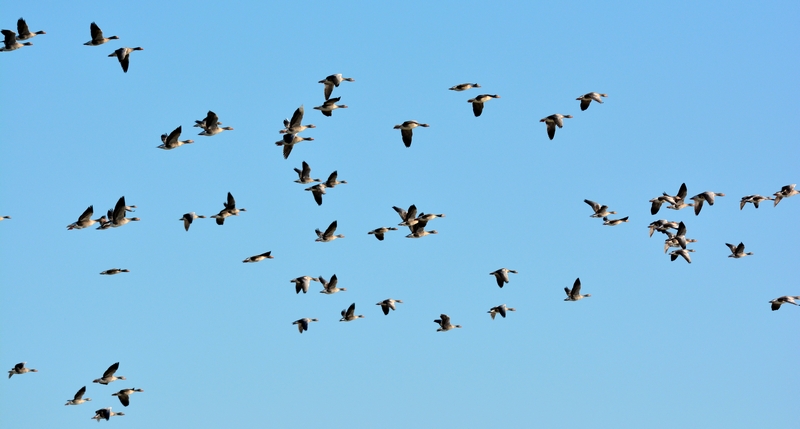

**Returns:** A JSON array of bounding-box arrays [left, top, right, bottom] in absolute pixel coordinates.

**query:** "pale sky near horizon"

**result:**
[[1, 1, 799, 428]]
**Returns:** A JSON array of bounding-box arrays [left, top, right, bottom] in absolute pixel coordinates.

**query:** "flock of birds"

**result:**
[[3, 15, 798, 425]]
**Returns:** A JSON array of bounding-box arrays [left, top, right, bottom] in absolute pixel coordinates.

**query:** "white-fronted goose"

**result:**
[[319, 274, 346, 294], [85, 22, 118, 46], [108, 47, 143, 73], [576, 92, 608, 111], [280, 105, 315, 135], [415, 213, 445, 223], [305, 183, 326, 206], [539, 114, 572, 140], [292, 318, 319, 333], [290, 276, 319, 294], [773, 184, 799, 206], [663, 221, 696, 252], [603, 216, 629, 226], [769, 296, 800, 311], [393, 204, 417, 226], [16, 18, 45, 41], [726, 242, 753, 258], [100, 268, 129, 275], [0, 30, 32, 52], [93, 362, 125, 385], [0, 216, 10, 221], [92, 407, 124, 422], [112, 388, 143, 407], [368, 227, 398, 241], [490, 268, 518, 288], [434, 314, 461, 331], [65, 386, 91, 406], [8, 362, 37, 378], [467, 94, 500, 117], [242, 251, 273, 263], [488, 304, 516, 320], [315, 220, 344, 242], [319, 74, 355, 100], [584, 199, 616, 218], [406, 221, 437, 238], [648, 219, 679, 237], [276, 134, 314, 159], [294, 161, 320, 184], [67, 205, 103, 230], [669, 248, 695, 263], [324, 171, 347, 188], [449, 83, 480, 91], [314, 97, 348, 116], [158, 126, 194, 150], [650, 183, 687, 214], [739, 194, 772, 209], [107, 196, 139, 228], [377, 299, 403, 315], [393, 120, 430, 148], [211, 192, 246, 225], [179, 212, 205, 231], [564, 278, 591, 301], [340, 303, 364, 322], [194, 110, 222, 130], [690, 191, 725, 215]]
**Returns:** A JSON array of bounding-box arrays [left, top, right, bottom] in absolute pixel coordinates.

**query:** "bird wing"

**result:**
[[401, 128, 413, 147], [324, 220, 338, 236], [103, 362, 119, 378], [289, 106, 304, 129], [472, 102, 484, 117]]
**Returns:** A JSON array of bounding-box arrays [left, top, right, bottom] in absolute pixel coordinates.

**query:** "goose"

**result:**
[[414, 213, 445, 223], [158, 126, 194, 150], [93, 362, 125, 385], [179, 212, 205, 231], [726, 242, 753, 258], [377, 299, 403, 315], [280, 105, 315, 134], [276, 134, 314, 159], [314, 97, 348, 116], [467, 94, 500, 117], [690, 191, 725, 215], [769, 296, 800, 311], [406, 220, 437, 238], [315, 220, 344, 242], [488, 304, 516, 320], [292, 318, 319, 334], [319, 74, 355, 100], [539, 114, 573, 140], [648, 219, 679, 237], [662, 221, 695, 252], [0, 30, 32, 52], [368, 227, 398, 241], [393, 204, 417, 226], [584, 199, 617, 218], [67, 205, 104, 230], [108, 47, 143, 73], [340, 303, 365, 322], [739, 194, 772, 209], [92, 407, 124, 422], [489, 268, 518, 288], [650, 183, 687, 214], [0, 216, 10, 221], [305, 183, 326, 206], [112, 388, 143, 407], [319, 274, 346, 294], [16, 18, 45, 41], [100, 268, 129, 275], [666, 200, 693, 211], [108, 196, 140, 228], [393, 121, 430, 148], [65, 386, 91, 406], [211, 192, 246, 225], [84, 22, 118, 46], [194, 110, 222, 130], [773, 184, 799, 206], [449, 83, 480, 91], [576, 92, 608, 111], [294, 161, 321, 184], [324, 171, 347, 188], [669, 248, 695, 263], [290, 276, 319, 294], [602, 216, 629, 226], [564, 278, 591, 301], [434, 314, 461, 331], [8, 362, 37, 378], [242, 251, 273, 263]]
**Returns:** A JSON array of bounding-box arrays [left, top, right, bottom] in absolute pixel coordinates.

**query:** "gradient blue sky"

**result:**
[[2, 1, 799, 428]]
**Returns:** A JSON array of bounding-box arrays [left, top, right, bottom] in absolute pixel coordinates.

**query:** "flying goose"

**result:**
[[93, 362, 125, 385], [650, 183, 687, 214], [276, 134, 314, 159], [305, 183, 326, 206], [434, 314, 461, 331], [92, 407, 124, 422], [67, 205, 104, 230], [393, 120, 430, 148], [315, 220, 344, 242], [294, 161, 320, 184], [602, 216, 629, 226], [0, 30, 32, 52], [324, 171, 347, 188], [414, 213, 445, 223], [84, 22, 118, 46], [376, 299, 403, 315], [100, 268, 129, 275], [539, 114, 573, 140], [340, 303, 364, 322], [769, 296, 800, 311], [584, 199, 617, 218], [108, 47, 143, 73], [211, 192, 246, 225], [194, 110, 222, 130], [368, 227, 398, 241], [319, 74, 355, 100], [65, 386, 91, 406], [290, 276, 319, 294], [393, 204, 417, 226], [16, 18, 45, 41], [406, 220, 437, 238], [669, 248, 695, 263], [319, 274, 346, 294], [467, 94, 500, 117], [564, 278, 591, 301], [8, 362, 37, 378], [112, 388, 143, 407], [314, 97, 347, 116], [107, 196, 139, 228], [158, 126, 194, 150], [773, 184, 799, 206], [489, 268, 518, 288], [0, 216, 10, 221], [292, 318, 319, 333], [726, 242, 753, 258], [648, 219, 679, 237], [488, 304, 516, 319], [242, 251, 273, 263], [180, 212, 205, 231], [576, 92, 608, 111], [739, 194, 772, 209], [690, 191, 725, 215], [449, 83, 480, 91], [280, 105, 316, 135]]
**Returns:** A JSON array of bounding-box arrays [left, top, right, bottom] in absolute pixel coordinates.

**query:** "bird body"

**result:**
[[108, 47, 143, 73], [540, 114, 572, 140]]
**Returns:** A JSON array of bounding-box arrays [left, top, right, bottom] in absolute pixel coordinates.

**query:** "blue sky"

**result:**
[[2, 1, 799, 427]]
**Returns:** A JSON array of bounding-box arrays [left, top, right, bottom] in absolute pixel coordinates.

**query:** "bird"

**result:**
[[158, 126, 194, 150], [773, 184, 799, 206], [92, 407, 124, 422], [584, 200, 617, 218], [662, 221, 694, 252], [324, 171, 347, 188], [539, 114, 573, 140], [739, 194, 773, 209], [8, 362, 37, 378], [769, 296, 800, 311], [16, 18, 45, 41], [564, 278, 591, 301], [107, 196, 140, 228], [65, 386, 91, 406], [179, 212, 205, 231], [242, 251, 273, 263], [434, 314, 461, 331], [406, 221, 437, 238], [315, 220, 344, 242], [112, 388, 143, 407], [319, 274, 346, 294], [67, 205, 104, 230], [449, 83, 480, 91], [280, 105, 316, 135], [415, 213, 446, 223], [669, 248, 695, 263], [648, 219, 680, 237], [393, 120, 430, 148], [377, 299, 403, 315], [84, 22, 118, 46], [211, 192, 246, 225], [0, 216, 11, 221], [294, 161, 321, 184], [393, 204, 418, 226], [467, 94, 500, 117], [100, 268, 129, 275], [276, 134, 314, 159], [368, 227, 398, 241], [319, 74, 355, 100], [314, 97, 348, 116], [93, 362, 125, 385], [0, 30, 32, 52], [488, 304, 516, 320], [108, 47, 143, 73], [651, 183, 688, 214], [292, 318, 319, 334], [603, 216, 629, 226], [305, 183, 326, 206], [690, 191, 725, 215], [290, 276, 319, 294], [726, 242, 753, 258], [489, 268, 518, 288], [197, 110, 234, 136], [576, 92, 608, 111], [340, 303, 365, 322]]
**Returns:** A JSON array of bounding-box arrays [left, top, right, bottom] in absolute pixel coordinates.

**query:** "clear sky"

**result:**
[[1, 1, 798, 427]]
